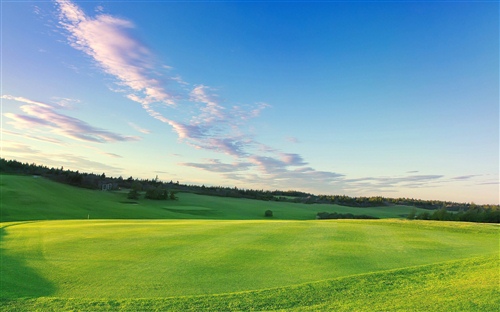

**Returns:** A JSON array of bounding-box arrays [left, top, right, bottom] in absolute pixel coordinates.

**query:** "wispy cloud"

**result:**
[[2, 95, 52, 108], [2, 141, 42, 155], [102, 152, 122, 159], [81, 145, 123, 159], [341, 174, 446, 194], [344, 174, 444, 186], [248, 155, 343, 185], [451, 175, 481, 180], [280, 153, 307, 166], [51, 153, 123, 173], [128, 122, 151, 134], [3, 95, 139, 143], [51, 96, 80, 109], [286, 136, 300, 144], [190, 85, 226, 123], [181, 159, 253, 173], [1, 141, 123, 173], [165, 86, 264, 158], [1, 129, 66, 145], [477, 181, 499, 185], [183, 155, 343, 190], [55, 0, 175, 108]]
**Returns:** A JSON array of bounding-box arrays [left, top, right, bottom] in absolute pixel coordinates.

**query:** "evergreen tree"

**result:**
[[127, 189, 140, 200]]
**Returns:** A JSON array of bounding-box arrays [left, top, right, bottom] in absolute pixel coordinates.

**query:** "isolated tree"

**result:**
[[432, 207, 451, 221], [416, 211, 431, 220], [406, 208, 417, 220], [264, 210, 273, 217], [127, 189, 140, 200], [169, 191, 178, 200], [145, 187, 169, 200]]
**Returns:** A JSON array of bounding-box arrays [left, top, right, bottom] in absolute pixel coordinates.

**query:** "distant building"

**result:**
[[98, 181, 117, 191], [101, 183, 113, 191]]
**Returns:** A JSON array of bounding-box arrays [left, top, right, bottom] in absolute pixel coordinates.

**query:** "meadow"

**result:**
[[1, 175, 499, 311]]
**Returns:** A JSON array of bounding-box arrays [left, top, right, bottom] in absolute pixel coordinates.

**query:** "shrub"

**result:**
[[145, 187, 169, 200], [127, 189, 140, 200], [264, 210, 273, 217]]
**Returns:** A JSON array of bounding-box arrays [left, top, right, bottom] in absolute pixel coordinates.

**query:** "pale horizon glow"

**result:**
[[1, 0, 498, 204]]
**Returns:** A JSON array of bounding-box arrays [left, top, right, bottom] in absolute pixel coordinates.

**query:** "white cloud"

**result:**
[[181, 159, 253, 173], [55, 0, 175, 107], [1, 129, 66, 145], [128, 122, 151, 134], [286, 136, 300, 144], [3, 95, 139, 143], [2, 141, 42, 155]]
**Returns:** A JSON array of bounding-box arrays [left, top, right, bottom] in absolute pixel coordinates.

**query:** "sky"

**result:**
[[1, 0, 498, 204]]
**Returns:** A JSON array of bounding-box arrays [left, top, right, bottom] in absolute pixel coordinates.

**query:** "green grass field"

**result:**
[[2, 255, 497, 311], [1, 175, 499, 311], [0, 175, 423, 222]]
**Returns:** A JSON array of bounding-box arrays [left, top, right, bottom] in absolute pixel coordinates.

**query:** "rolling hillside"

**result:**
[[0, 174, 421, 222]]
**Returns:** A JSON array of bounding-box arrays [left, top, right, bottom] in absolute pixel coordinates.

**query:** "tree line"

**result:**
[[1, 158, 498, 223], [0, 158, 177, 200], [127, 185, 177, 201], [407, 206, 499, 223]]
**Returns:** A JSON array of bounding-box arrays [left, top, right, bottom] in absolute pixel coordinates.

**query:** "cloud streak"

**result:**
[[3, 95, 139, 143], [182, 155, 344, 190], [339, 174, 447, 194], [2, 141, 124, 174], [181, 159, 253, 173], [128, 122, 151, 134], [55, 0, 175, 107], [1, 129, 66, 145], [2, 141, 42, 155]]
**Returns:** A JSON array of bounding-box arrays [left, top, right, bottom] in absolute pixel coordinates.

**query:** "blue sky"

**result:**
[[1, 0, 498, 204]]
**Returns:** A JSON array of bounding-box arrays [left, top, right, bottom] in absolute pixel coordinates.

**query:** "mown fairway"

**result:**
[[2, 255, 497, 311], [1, 175, 499, 311], [1, 221, 498, 300]]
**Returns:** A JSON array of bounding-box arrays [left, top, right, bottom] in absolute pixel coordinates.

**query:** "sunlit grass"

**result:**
[[1, 255, 498, 311], [1, 220, 497, 300]]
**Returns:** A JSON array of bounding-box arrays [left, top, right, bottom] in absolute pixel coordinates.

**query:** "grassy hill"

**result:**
[[0, 174, 422, 221], [1, 174, 498, 311]]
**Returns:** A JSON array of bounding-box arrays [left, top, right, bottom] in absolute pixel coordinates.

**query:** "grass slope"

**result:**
[[0, 175, 420, 222], [2, 255, 498, 311]]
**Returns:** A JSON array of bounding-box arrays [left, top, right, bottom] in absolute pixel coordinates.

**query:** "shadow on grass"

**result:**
[[0, 224, 56, 299]]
